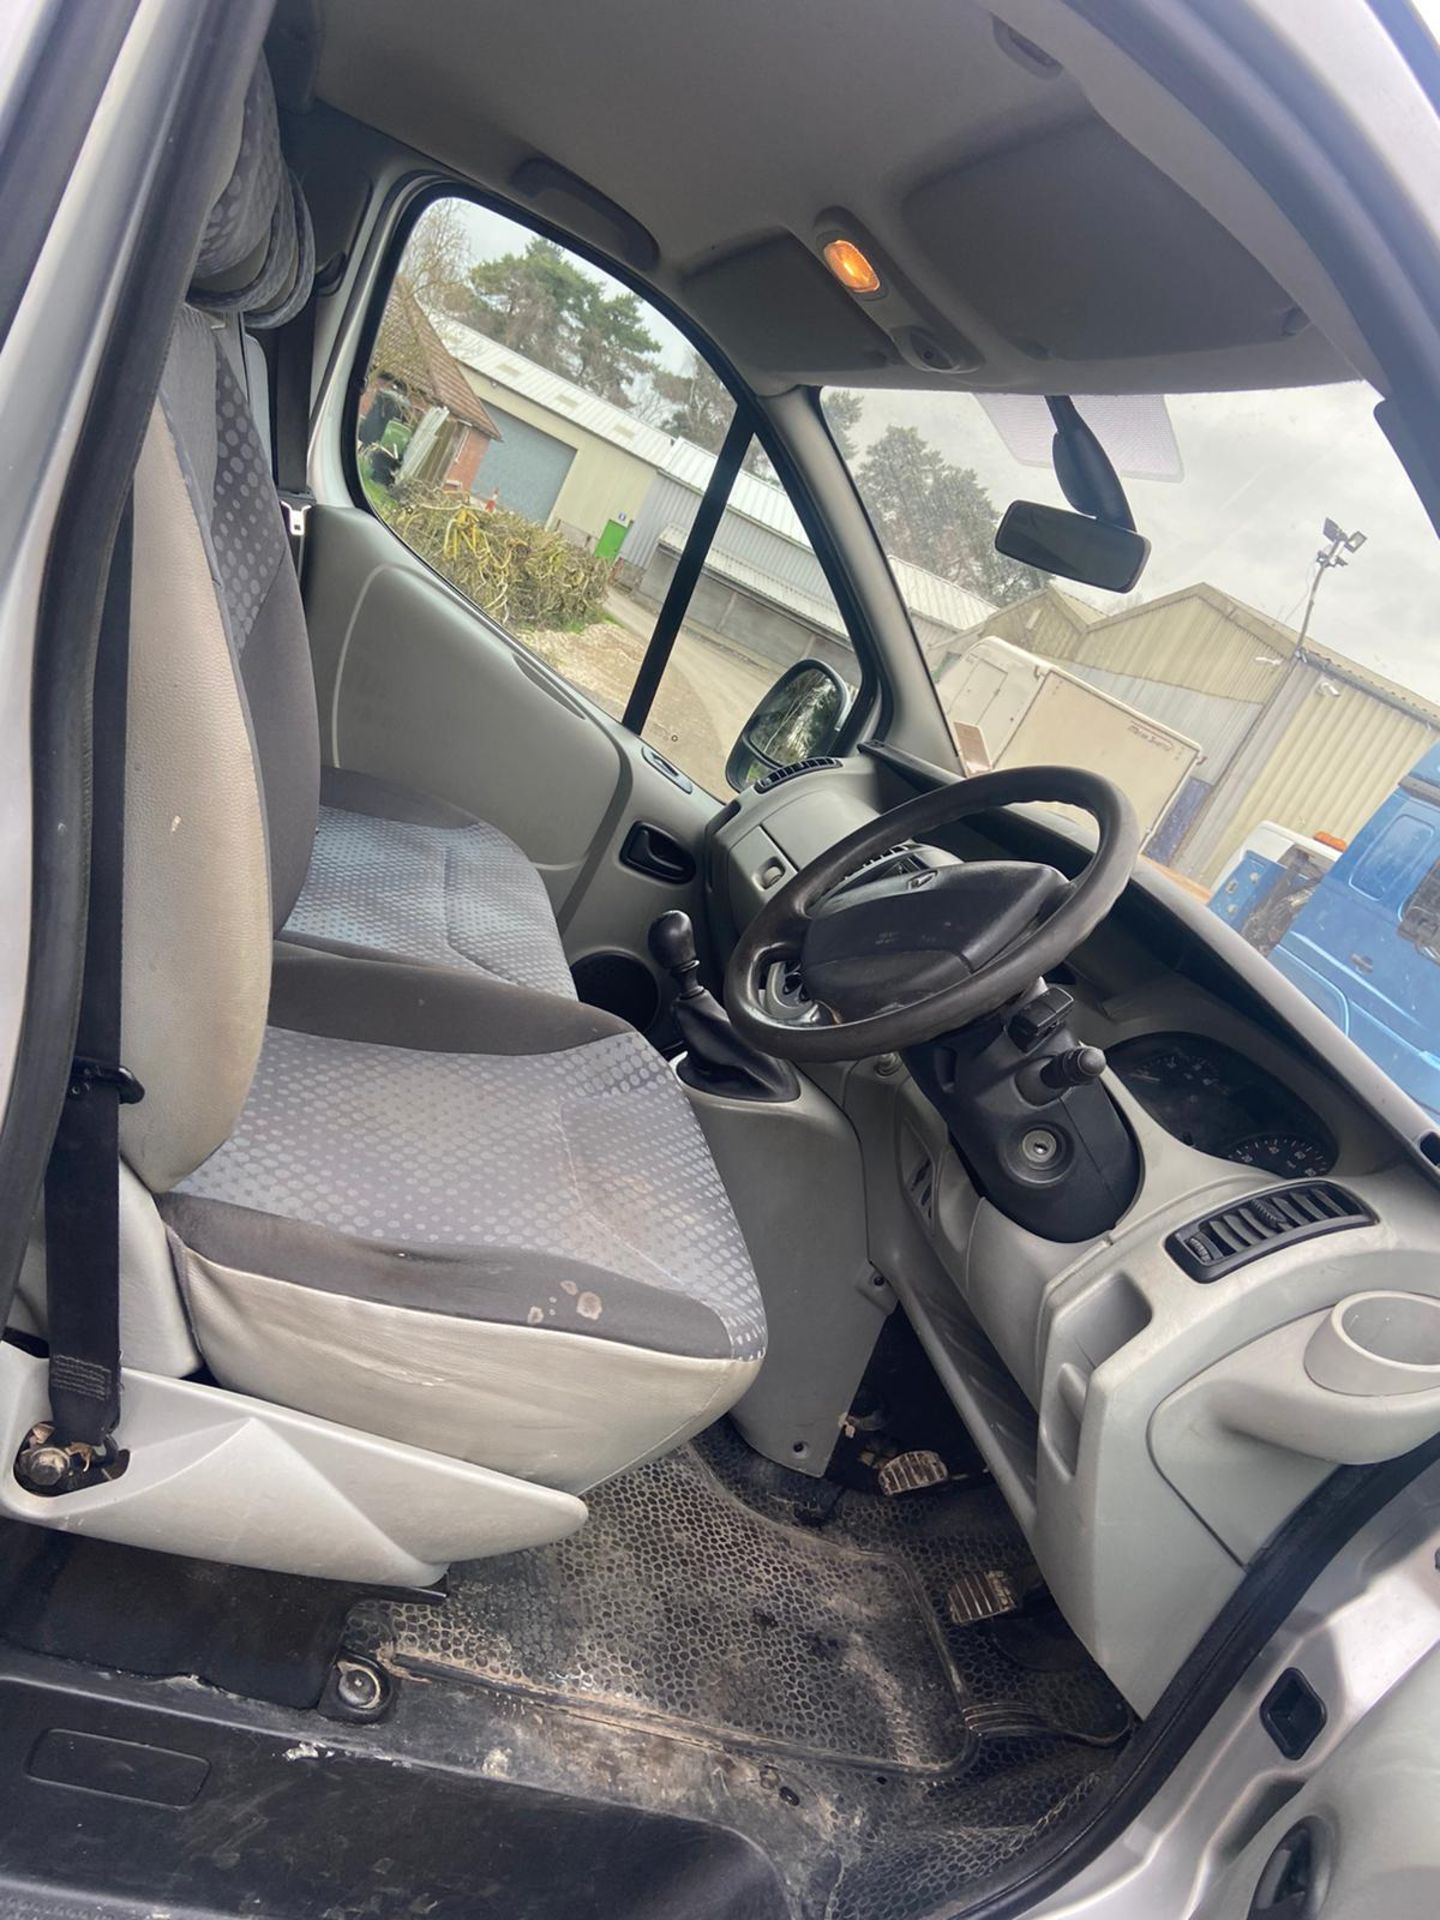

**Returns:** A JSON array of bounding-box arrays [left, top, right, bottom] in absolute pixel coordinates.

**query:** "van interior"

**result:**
[[3, 3, 1440, 1917]]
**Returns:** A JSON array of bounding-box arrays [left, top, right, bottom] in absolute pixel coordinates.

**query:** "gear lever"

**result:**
[[649, 911, 798, 1102]]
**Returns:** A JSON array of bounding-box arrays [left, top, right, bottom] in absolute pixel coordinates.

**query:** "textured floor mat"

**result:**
[[358, 1446, 973, 1770], [695, 1421, 1132, 1747], [350, 1427, 1132, 1918]]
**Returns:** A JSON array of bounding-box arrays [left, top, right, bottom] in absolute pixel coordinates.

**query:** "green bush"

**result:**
[[378, 492, 613, 630]]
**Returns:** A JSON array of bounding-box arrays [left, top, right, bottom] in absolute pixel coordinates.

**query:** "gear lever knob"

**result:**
[[649, 910, 704, 999], [647, 909, 799, 1102]]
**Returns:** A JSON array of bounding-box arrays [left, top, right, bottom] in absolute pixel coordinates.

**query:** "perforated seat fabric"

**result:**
[[282, 768, 576, 998], [161, 1006, 765, 1488]]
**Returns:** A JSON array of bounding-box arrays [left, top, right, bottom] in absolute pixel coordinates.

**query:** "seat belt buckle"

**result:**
[[279, 488, 314, 542]]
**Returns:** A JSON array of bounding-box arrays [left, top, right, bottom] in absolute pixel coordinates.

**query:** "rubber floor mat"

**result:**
[[349, 1431, 1132, 1919], [696, 1421, 1132, 1746], [358, 1446, 973, 1770]]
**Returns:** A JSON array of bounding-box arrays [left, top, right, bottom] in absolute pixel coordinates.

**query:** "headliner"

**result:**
[[303, 0, 1368, 398]]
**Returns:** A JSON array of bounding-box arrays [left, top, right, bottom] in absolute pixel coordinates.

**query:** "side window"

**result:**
[[358, 196, 858, 796], [633, 407, 858, 793], [359, 197, 736, 728], [1351, 813, 1436, 902], [1400, 859, 1440, 960]]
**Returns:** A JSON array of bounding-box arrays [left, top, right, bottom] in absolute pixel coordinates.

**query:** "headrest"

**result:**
[[190, 59, 313, 330]]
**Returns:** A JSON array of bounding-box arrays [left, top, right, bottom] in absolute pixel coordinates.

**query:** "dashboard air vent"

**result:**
[[855, 843, 925, 876], [1167, 1182, 1373, 1282], [830, 846, 929, 899], [754, 756, 842, 794]]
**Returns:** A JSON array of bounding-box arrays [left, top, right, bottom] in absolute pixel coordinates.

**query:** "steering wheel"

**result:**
[[725, 766, 1139, 1063]]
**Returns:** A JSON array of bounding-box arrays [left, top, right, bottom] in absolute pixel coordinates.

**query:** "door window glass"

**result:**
[[633, 418, 857, 794], [1400, 860, 1440, 960], [358, 196, 738, 721]]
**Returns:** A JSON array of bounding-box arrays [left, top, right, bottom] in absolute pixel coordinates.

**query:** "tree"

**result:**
[[465, 238, 660, 405], [968, 537, 1051, 608], [571, 286, 661, 404], [855, 426, 942, 556], [652, 352, 731, 451], [650, 351, 775, 478], [855, 424, 1043, 606], [402, 199, 473, 317], [821, 389, 865, 461]]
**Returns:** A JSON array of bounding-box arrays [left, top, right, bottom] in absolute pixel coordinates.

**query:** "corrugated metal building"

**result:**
[[439, 320, 995, 657], [953, 582, 1440, 883], [439, 322, 667, 544], [628, 459, 992, 658], [644, 527, 860, 685], [1180, 644, 1438, 883]]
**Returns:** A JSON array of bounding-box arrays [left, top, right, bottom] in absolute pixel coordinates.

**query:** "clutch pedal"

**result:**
[[946, 1568, 1022, 1626], [876, 1449, 948, 1495]]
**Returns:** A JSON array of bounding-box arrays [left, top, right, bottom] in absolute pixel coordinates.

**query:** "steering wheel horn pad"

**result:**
[[725, 766, 1139, 1062], [801, 860, 1070, 1023]]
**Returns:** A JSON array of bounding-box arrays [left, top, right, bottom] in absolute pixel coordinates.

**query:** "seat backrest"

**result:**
[[121, 58, 320, 1192]]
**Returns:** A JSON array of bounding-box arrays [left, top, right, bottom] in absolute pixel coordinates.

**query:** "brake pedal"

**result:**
[[877, 1449, 948, 1495], [946, 1568, 1021, 1626]]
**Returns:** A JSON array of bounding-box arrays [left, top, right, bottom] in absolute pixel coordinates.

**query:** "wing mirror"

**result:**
[[726, 658, 852, 792]]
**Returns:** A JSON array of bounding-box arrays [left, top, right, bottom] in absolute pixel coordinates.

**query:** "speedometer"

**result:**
[[1227, 1132, 1334, 1179], [1109, 1032, 1336, 1175]]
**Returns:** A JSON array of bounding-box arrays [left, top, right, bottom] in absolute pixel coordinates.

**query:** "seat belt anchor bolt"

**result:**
[[14, 1423, 123, 1497], [14, 1435, 71, 1493], [321, 1653, 393, 1724]]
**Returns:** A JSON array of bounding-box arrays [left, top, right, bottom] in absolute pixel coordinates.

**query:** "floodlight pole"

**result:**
[[1295, 519, 1366, 662]]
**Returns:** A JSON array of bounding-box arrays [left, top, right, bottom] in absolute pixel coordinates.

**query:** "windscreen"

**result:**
[[824, 380, 1440, 1122]]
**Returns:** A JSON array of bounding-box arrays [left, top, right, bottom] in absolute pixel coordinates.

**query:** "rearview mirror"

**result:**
[[996, 500, 1150, 593], [726, 659, 851, 792]]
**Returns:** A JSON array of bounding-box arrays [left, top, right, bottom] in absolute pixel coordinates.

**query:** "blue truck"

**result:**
[[1210, 743, 1440, 1121]]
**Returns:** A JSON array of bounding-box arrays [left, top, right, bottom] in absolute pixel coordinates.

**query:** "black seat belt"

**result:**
[[18, 499, 142, 1496], [270, 291, 316, 577]]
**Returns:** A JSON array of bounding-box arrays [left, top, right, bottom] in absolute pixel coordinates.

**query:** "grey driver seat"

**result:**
[[110, 58, 765, 1501], [191, 59, 576, 1001]]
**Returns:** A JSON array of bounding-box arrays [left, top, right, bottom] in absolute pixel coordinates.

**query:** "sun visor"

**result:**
[[906, 117, 1308, 364], [977, 392, 1183, 482]]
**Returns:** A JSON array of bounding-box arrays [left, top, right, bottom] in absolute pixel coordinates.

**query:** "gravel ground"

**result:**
[[521, 595, 772, 795]]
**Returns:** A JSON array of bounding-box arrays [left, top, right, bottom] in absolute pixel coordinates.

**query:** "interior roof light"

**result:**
[[822, 238, 882, 296]]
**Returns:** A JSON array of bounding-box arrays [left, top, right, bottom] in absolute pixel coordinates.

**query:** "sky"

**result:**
[[434, 196, 1440, 708], [841, 380, 1440, 704]]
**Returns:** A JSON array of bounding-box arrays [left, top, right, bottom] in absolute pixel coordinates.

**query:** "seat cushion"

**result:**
[[160, 1020, 765, 1491], [281, 767, 576, 999]]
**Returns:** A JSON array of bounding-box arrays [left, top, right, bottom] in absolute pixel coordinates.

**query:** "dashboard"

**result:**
[[705, 756, 1440, 1714], [1107, 1031, 1337, 1179]]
